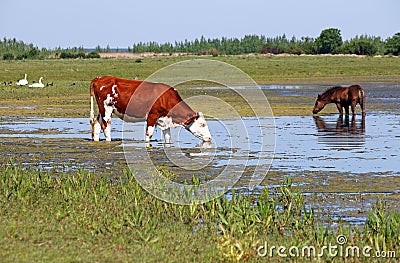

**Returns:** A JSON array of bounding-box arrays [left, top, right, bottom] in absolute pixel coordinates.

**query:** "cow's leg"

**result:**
[[104, 123, 111, 141], [163, 128, 171, 144], [92, 114, 102, 141], [103, 104, 113, 142], [146, 125, 155, 142], [146, 114, 158, 143]]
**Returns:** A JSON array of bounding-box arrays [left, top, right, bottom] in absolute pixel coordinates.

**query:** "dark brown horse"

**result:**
[[312, 85, 366, 115]]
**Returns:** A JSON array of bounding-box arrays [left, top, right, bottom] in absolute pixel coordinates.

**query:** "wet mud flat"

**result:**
[[1, 109, 399, 225]]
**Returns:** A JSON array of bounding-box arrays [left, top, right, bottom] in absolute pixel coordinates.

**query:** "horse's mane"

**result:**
[[321, 86, 343, 96]]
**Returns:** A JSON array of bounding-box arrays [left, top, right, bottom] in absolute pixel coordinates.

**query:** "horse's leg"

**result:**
[[361, 97, 366, 115], [351, 114, 356, 133], [361, 114, 366, 132], [345, 105, 350, 116], [351, 101, 357, 115], [344, 114, 350, 127], [336, 115, 343, 129], [336, 103, 343, 115]]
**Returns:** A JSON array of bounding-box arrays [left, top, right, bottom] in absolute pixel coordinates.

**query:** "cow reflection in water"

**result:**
[[313, 115, 366, 149]]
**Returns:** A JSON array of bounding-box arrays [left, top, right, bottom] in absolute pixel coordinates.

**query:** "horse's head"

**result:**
[[186, 112, 212, 142], [312, 94, 326, 114]]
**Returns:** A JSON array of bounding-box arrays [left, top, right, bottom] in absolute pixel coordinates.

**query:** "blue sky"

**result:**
[[1, 0, 399, 48]]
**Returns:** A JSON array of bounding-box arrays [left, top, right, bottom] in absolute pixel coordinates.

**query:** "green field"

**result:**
[[1, 55, 399, 117], [0, 56, 399, 262]]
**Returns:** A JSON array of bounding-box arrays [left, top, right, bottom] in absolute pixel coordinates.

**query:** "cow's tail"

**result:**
[[90, 79, 96, 124]]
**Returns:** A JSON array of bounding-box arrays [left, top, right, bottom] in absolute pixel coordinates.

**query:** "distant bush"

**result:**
[[341, 35, 383, 56], [59, 51, 86, 59], [261, 45, 280, 54], [86, 51, 100, 59], [59, 52, 73, 59], [384, 32, 400, 56], [59, 51, 100, 59], [3, 53, 14, 60]]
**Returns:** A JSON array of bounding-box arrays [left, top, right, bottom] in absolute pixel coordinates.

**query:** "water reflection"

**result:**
[[313, 115, 366, 149]]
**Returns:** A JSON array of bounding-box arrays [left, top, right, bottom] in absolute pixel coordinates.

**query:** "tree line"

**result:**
[[1, 29, 400, 60], [0, 39, 100, 60], [131, 29, 400, 56]]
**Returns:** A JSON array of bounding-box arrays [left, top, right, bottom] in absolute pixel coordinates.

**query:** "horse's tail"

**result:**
[[358, 86, 366, 114]]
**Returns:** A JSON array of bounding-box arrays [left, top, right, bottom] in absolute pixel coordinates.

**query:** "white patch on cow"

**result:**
[[104, 94, 114, 105], [111, 85, 118, 98], [187, 112, 212, 142], [100, 85, 105, 91], [104, 105, 113, 123], [146, 125, 155, 142], [100, 94, 114, 141], [157, 116, 176, 130]]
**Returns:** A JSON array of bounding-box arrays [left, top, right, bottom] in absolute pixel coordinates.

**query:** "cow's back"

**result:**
[[91, 76, 185, 119], [90, 76, 117, 94]]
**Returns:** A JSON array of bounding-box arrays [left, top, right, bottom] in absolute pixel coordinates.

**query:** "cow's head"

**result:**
[[186, 112, 212, 142]]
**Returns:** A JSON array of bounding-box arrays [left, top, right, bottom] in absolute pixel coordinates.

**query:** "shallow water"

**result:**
[[273, 114, 399, 174], [2, 114, 399, 175]]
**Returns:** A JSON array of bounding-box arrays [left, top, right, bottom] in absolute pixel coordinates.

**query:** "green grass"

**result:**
[[0, 164, 399, 262], [1, 56, 399, 86]]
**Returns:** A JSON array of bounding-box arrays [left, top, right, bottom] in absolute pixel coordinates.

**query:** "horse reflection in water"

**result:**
[[313, 115, 366, 150]]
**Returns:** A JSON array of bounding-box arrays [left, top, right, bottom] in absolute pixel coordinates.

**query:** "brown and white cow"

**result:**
[[89, 76, 212, 143]]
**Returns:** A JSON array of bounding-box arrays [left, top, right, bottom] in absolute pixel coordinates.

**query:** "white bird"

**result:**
[[29, 77, 44, 88], [16, 74, 28, 86]]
